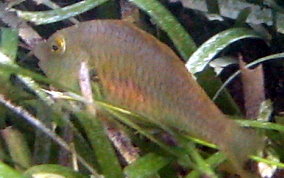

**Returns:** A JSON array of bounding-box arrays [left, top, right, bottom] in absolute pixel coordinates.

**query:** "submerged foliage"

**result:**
[[0, 0, 284, 177]]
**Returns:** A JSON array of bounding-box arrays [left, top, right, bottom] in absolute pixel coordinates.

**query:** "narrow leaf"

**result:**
[[76, 112, 123, 178], [186, 28, 263, 74], [236, 120, 284, 132], [25, 164, 88, 178], [129, 0, 196, 59], [15, 0, 109, 25], [1, 127, 32, 170], [184, 143, 217, 178], [186, 152, 226, 178], [251, 156, 284, 169], [0, 94, 98, 175], [124, 153, 171, 178], [0, 28, 18, 60], [0, 161, 27, 178]]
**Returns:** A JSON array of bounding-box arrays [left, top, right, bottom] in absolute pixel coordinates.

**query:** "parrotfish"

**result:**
[[33, 20, 262, 177]]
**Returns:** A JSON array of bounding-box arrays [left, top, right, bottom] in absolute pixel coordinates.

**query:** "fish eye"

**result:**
[[50, 35, 66, 54], [51, 44, 59, 51]]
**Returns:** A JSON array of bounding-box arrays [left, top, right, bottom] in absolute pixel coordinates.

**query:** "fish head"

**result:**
[[33, 30, 89, 91]]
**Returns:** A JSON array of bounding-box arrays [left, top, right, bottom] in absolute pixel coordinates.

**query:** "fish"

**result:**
[[33, 20, 262, 177]]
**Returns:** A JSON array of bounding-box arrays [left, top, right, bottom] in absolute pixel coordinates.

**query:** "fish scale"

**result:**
[[33, 20, 262, 177]]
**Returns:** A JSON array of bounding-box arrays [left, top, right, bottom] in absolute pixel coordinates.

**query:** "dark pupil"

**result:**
[[52, 45, 59, 51]]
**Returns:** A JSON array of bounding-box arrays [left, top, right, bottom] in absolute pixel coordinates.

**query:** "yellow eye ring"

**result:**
[[50, 35, 66, 54]]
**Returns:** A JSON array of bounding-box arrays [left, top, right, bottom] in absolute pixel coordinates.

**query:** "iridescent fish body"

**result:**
[[33, 20, 262, 176]]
